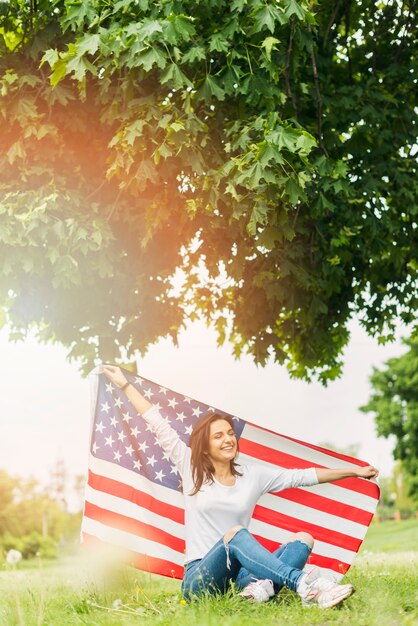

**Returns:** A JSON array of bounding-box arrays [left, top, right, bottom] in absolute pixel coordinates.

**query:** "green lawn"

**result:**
[[1, 520, 417, 626]]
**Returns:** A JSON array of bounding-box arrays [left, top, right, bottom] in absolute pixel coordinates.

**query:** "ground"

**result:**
[[1, 520, 417, 626]]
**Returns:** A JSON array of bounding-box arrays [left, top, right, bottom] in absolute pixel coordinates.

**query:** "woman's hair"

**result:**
[[188, 412, 242, 496]]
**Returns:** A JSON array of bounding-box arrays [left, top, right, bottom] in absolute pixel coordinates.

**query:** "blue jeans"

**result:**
[[182, 528, 311, 600]]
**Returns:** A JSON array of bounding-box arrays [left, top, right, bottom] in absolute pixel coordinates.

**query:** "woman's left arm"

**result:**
[[316, 465, 379, 483]]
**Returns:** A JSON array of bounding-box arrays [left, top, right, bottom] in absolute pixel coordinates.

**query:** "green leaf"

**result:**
[[161, 63, 193, 89], [196, 75, 225, 103], [76, 34, 101, 57], [66, 55, 98, 81], [40, 48, 59, 69], [284, 0, 307, 21], [252, 5, 286, 34], [182, 46, 206, 64], [261, 36, 280, 61], [134, 46, 167, 71]]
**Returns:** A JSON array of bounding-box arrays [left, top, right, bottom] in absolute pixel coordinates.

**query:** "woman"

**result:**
[[102, 365, 378, 608]]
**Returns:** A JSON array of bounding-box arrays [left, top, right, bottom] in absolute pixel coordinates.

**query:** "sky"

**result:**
[[0, 317, 408, 491]]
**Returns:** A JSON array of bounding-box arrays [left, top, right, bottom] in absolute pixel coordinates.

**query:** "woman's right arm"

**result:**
[[102, 365, 189, 472]]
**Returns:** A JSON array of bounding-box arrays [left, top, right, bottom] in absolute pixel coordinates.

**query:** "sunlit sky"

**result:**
[[0, 318, 407, 488]]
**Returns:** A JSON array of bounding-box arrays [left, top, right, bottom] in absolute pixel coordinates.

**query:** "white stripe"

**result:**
[[248, 518, 356, 565], [257, 492, 366, 540], [243, 424, 366, 470], [81, 516, 184, 565], [85, 484, 185, 540], [238, 453, 377, 513], [89, 454, 184, 509]]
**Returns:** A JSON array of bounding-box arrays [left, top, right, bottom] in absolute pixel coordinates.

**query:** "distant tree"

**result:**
[[361, 334, 418, 500], [0, 1, 417, 382]]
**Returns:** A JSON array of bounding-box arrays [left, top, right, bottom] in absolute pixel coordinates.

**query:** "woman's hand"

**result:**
[[355, 465, 379, 479], [102, 365, 128, 389]]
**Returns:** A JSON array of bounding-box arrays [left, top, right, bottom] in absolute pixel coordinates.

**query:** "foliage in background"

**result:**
[[0, 0, 417, 382], [362, 334, 418, 499], [0, 465, 83, 560]]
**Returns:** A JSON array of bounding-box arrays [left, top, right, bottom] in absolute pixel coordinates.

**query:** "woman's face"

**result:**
[[207, 419, 237, 464]]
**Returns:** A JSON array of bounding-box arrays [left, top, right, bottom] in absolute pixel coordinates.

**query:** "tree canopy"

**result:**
[[361, 333, 418, 500], [0, 0, 417, 380]]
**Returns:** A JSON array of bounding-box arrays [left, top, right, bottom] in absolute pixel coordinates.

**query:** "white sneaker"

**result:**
[[298, 570, 355, 609], [297, 567, 321, 606], [239, 579, 275, 603]]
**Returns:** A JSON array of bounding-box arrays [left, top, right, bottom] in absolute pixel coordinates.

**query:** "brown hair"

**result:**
[[188, 412, 242, 496]]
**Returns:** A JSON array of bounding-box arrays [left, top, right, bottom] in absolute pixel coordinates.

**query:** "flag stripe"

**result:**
[[239, 437, 378, 498], [82, 532, 184, 579], [277, 489, 373, 526], [253, 534, 349, 577], [84, 501, 185, 554], [84, 485, 184, 540], [252, 504, 361, 552], [87, 469, 185, 525], [243, 424, 368, 468], [239, 452, 378, 513], [82, 516, 184, 565]]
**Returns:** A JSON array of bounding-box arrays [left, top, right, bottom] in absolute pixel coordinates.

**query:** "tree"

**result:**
[[0, 0, 416, 381], [361, 334, 418, 500]]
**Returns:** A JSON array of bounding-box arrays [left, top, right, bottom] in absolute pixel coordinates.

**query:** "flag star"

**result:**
[[208, 406, 216, 413], [113, 450, 122, 462], [154, 436, 161, 446], [105, 435, 115, 447], [170, 465, 179, 475], [176, 411, 187, 422], [167, 397, 178, 409], [162, 450, 171, 461], [147, 455, 157, 467], [138, 441, 149, 453], [101, 402, 111, 413], [135, 376, 144, 386], [192, 406, 203, 418], [105, 382, 115, 393], [143, 387, 154, 399], [145, 423, 153, 432], [163, 416, 171, 424], [185, 425, 193, 435], [117, 430, 126, 442], [95, 421, 105, 433], [122, 411, 133, 423], [92, 442, 100, 454], [130, 426, 140, 437], [114, 397, 123, 408], [155, 470, 166, 482], [159, 386, 168, 394], [133, 460, 142, 470], [153, 402, 162, 411], [183, 396, 192, 404], [125, 444, 134, 456], [110, 416, 118, 427]]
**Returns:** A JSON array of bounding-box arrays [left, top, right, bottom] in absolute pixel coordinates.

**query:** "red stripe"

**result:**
[[253, 534, 350, 575], [245, 421, 369, 467], [87, 470, 185, 524], [239, 438, 379, 499], [84, 501, 185, 554], [253, 504, 361, 552], [82, 532, 184, 579], [277, 488, 374, 526]]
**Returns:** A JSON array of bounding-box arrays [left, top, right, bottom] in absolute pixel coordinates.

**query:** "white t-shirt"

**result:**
[[143, 406, 318, 564]]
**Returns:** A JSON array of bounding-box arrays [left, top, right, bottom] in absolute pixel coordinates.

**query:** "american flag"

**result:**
[[81, 368, 379, 581]]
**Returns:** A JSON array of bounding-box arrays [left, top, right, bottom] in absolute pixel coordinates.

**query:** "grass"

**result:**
[[0, 520, 417, 626]]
